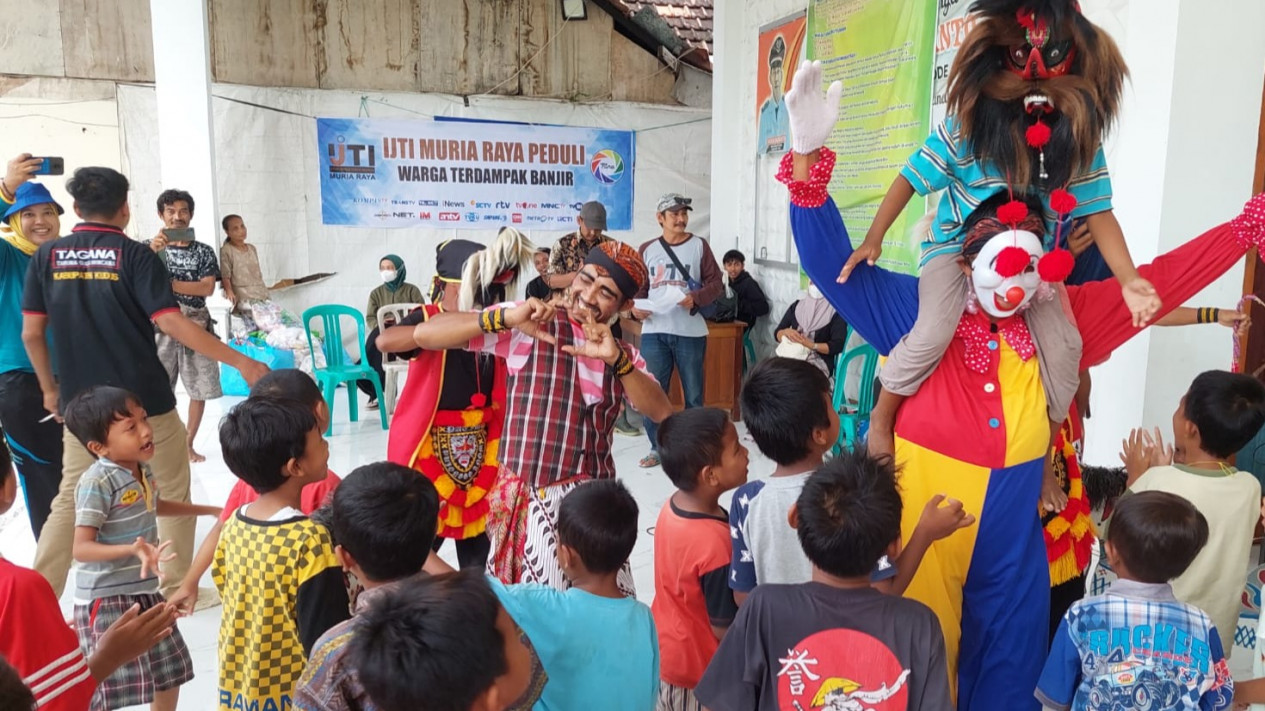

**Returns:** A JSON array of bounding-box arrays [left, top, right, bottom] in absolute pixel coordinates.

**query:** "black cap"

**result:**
[[769, 36, 786, 67], [435, 239, 484, 282]]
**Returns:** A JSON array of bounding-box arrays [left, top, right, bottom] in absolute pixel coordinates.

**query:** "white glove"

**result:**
[[785, 60, 843, 155]]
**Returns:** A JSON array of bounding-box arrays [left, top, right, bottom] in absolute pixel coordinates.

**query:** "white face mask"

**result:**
[[806, 284, 823, 300], [380, 270, 397, 283], [970, 230, 1043, 318]]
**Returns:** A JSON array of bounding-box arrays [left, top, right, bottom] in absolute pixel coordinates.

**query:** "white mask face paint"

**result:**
[[970, 230, 1043, 318], [807, 284, 823, 300], [380, 270, 397, 283]]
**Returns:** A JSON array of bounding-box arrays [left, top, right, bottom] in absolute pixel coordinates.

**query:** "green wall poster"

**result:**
[[807, 0, 937, 276]]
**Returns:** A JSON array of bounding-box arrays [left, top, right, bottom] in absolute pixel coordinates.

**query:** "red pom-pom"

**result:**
[[1038, 248, 1075, 282], [995, 246, 1032, 278], [997, 200, 1030, 226], [1049, 189, 1078, 215], [1026, 120, 1051, 149]]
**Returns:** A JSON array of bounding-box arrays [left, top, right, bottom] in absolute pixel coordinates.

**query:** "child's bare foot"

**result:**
[[188, 446, 206, 463]]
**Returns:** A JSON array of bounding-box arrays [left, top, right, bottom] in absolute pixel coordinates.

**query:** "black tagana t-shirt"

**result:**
[[23, 223, 180, 414], [695, 583, 953, 711]]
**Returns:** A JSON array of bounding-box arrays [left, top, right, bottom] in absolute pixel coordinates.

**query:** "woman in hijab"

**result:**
[[775, 281, 849, 377], [361, 255, 424, 408], [0, 154, 65, 539]]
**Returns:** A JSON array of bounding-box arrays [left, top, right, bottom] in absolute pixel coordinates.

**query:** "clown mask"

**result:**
[[966, 229, 1044, 318]]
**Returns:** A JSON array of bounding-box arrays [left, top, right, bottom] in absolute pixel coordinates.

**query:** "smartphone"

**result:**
[[162, 227, 196, 242], [32, 157, 64, 176]]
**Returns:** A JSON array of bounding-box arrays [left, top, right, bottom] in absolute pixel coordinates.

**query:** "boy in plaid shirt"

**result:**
[[65, 386, 221, 711], [1036, 491, 1234, 711]]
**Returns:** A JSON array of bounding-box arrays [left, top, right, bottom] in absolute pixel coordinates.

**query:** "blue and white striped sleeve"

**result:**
[[900, 120, 956, 196]]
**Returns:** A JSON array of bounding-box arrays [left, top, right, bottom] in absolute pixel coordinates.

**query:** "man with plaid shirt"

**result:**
[[411, 240, 673, 593]]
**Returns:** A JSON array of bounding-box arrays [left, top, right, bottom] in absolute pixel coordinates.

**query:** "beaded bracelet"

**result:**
[[610, 348, 635, 377], [480, 306, 507, 334]]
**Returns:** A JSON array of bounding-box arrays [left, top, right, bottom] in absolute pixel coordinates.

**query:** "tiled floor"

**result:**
[[1, 387, 1257, 710], [0, 387, 771, 710]]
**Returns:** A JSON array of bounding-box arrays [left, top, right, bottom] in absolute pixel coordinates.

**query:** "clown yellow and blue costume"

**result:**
[[782, 147, 1265, 710]]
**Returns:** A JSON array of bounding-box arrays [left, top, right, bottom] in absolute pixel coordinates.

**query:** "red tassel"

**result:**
[[995, 246, 1032, 278], [1026, 120, 1051, 149], [997, 200, 1030, 226], [1038, 248, 1075, 282], [1049, 189, 1078, 215]]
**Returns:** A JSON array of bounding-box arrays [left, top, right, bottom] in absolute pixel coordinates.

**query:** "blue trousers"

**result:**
[[641, 333, 706, 452]]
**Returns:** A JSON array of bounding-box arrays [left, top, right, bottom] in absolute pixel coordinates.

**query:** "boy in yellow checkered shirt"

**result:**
[[212, 398, 350, 711]]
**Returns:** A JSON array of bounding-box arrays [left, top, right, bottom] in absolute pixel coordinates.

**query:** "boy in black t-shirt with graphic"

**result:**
[[696, 449, 953, 711]]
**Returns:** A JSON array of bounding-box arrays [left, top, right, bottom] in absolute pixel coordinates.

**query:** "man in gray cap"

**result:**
[[631, 192, 723, 468], [544, 200, 613, 298]]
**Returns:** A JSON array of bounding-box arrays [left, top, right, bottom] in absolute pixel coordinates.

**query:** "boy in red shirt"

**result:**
[[651, 407, 749, 710], [169, 369, 340, 614]]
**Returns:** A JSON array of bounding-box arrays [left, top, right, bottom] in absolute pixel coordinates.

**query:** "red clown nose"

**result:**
[[1006, 286, 1027, 306]]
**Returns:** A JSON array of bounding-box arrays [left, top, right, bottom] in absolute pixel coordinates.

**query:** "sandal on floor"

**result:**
[[639, 453, 661, 468]]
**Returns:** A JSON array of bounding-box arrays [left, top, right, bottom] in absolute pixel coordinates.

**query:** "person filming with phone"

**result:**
[[0, 153, 66, 541], [148, 190, 223, 464]]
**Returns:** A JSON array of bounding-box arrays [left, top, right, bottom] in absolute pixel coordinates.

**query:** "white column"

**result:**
[[1083, 0, 1265, 464], [149, 0, 218, 246], [708, 0, 744, 248]]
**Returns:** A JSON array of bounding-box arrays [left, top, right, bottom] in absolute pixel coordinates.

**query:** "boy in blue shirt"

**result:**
[[1036, 491, 1233, 710], [490, 480, 658, 711]]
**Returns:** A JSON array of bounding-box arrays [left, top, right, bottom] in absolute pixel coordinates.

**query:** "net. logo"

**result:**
[[590, 150, 624, 184], [328, 136, 376, 176]]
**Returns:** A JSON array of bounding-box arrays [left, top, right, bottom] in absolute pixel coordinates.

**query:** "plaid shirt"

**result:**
[[1037, 579, 1233, 711], [547, 233, 613, 282], [470, 307, 651, 488]]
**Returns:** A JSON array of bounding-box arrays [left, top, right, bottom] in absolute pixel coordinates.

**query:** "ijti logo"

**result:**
[[590, 149, 624, 184], [327, 136, 376, 175], [439, 212, 460, 222], [464, 212, 479, 222]]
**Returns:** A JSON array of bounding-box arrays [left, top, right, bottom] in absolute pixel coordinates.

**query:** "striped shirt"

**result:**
[[901, 117, 1114, 267], [73, 458, 160, 603], [469, 307, 650, 407], [0, 559, 96, 711], [468, 306, 654, 487]]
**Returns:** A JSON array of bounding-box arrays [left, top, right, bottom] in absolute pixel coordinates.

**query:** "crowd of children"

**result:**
[[3, 354, 1265, 711]]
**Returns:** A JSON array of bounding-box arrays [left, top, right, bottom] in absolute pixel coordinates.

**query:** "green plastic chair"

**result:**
[[302, 305, 388, 435], [831, 338, 880, 455]]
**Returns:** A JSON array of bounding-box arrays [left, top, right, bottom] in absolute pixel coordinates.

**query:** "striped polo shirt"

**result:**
[[72, 458, 160, 603], [901, 117, 1114, 267]]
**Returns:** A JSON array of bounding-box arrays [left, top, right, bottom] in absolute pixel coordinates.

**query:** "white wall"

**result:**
[[115, 84, 711, 328], [0, 78, 123, 212], [710, 0, 1265, 464], [711, 0, 814, 354]]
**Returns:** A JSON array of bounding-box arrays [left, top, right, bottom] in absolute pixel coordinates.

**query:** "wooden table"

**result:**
[[620, 318, 747, 421]]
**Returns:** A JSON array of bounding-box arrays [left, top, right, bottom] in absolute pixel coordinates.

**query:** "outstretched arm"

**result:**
[[780, 60, 919, 354], [1073, 194, 1265, 368], [783, 150, 919, 354]]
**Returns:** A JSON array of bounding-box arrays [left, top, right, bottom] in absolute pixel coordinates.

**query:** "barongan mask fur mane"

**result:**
[[947, 0, 1128, 189]]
